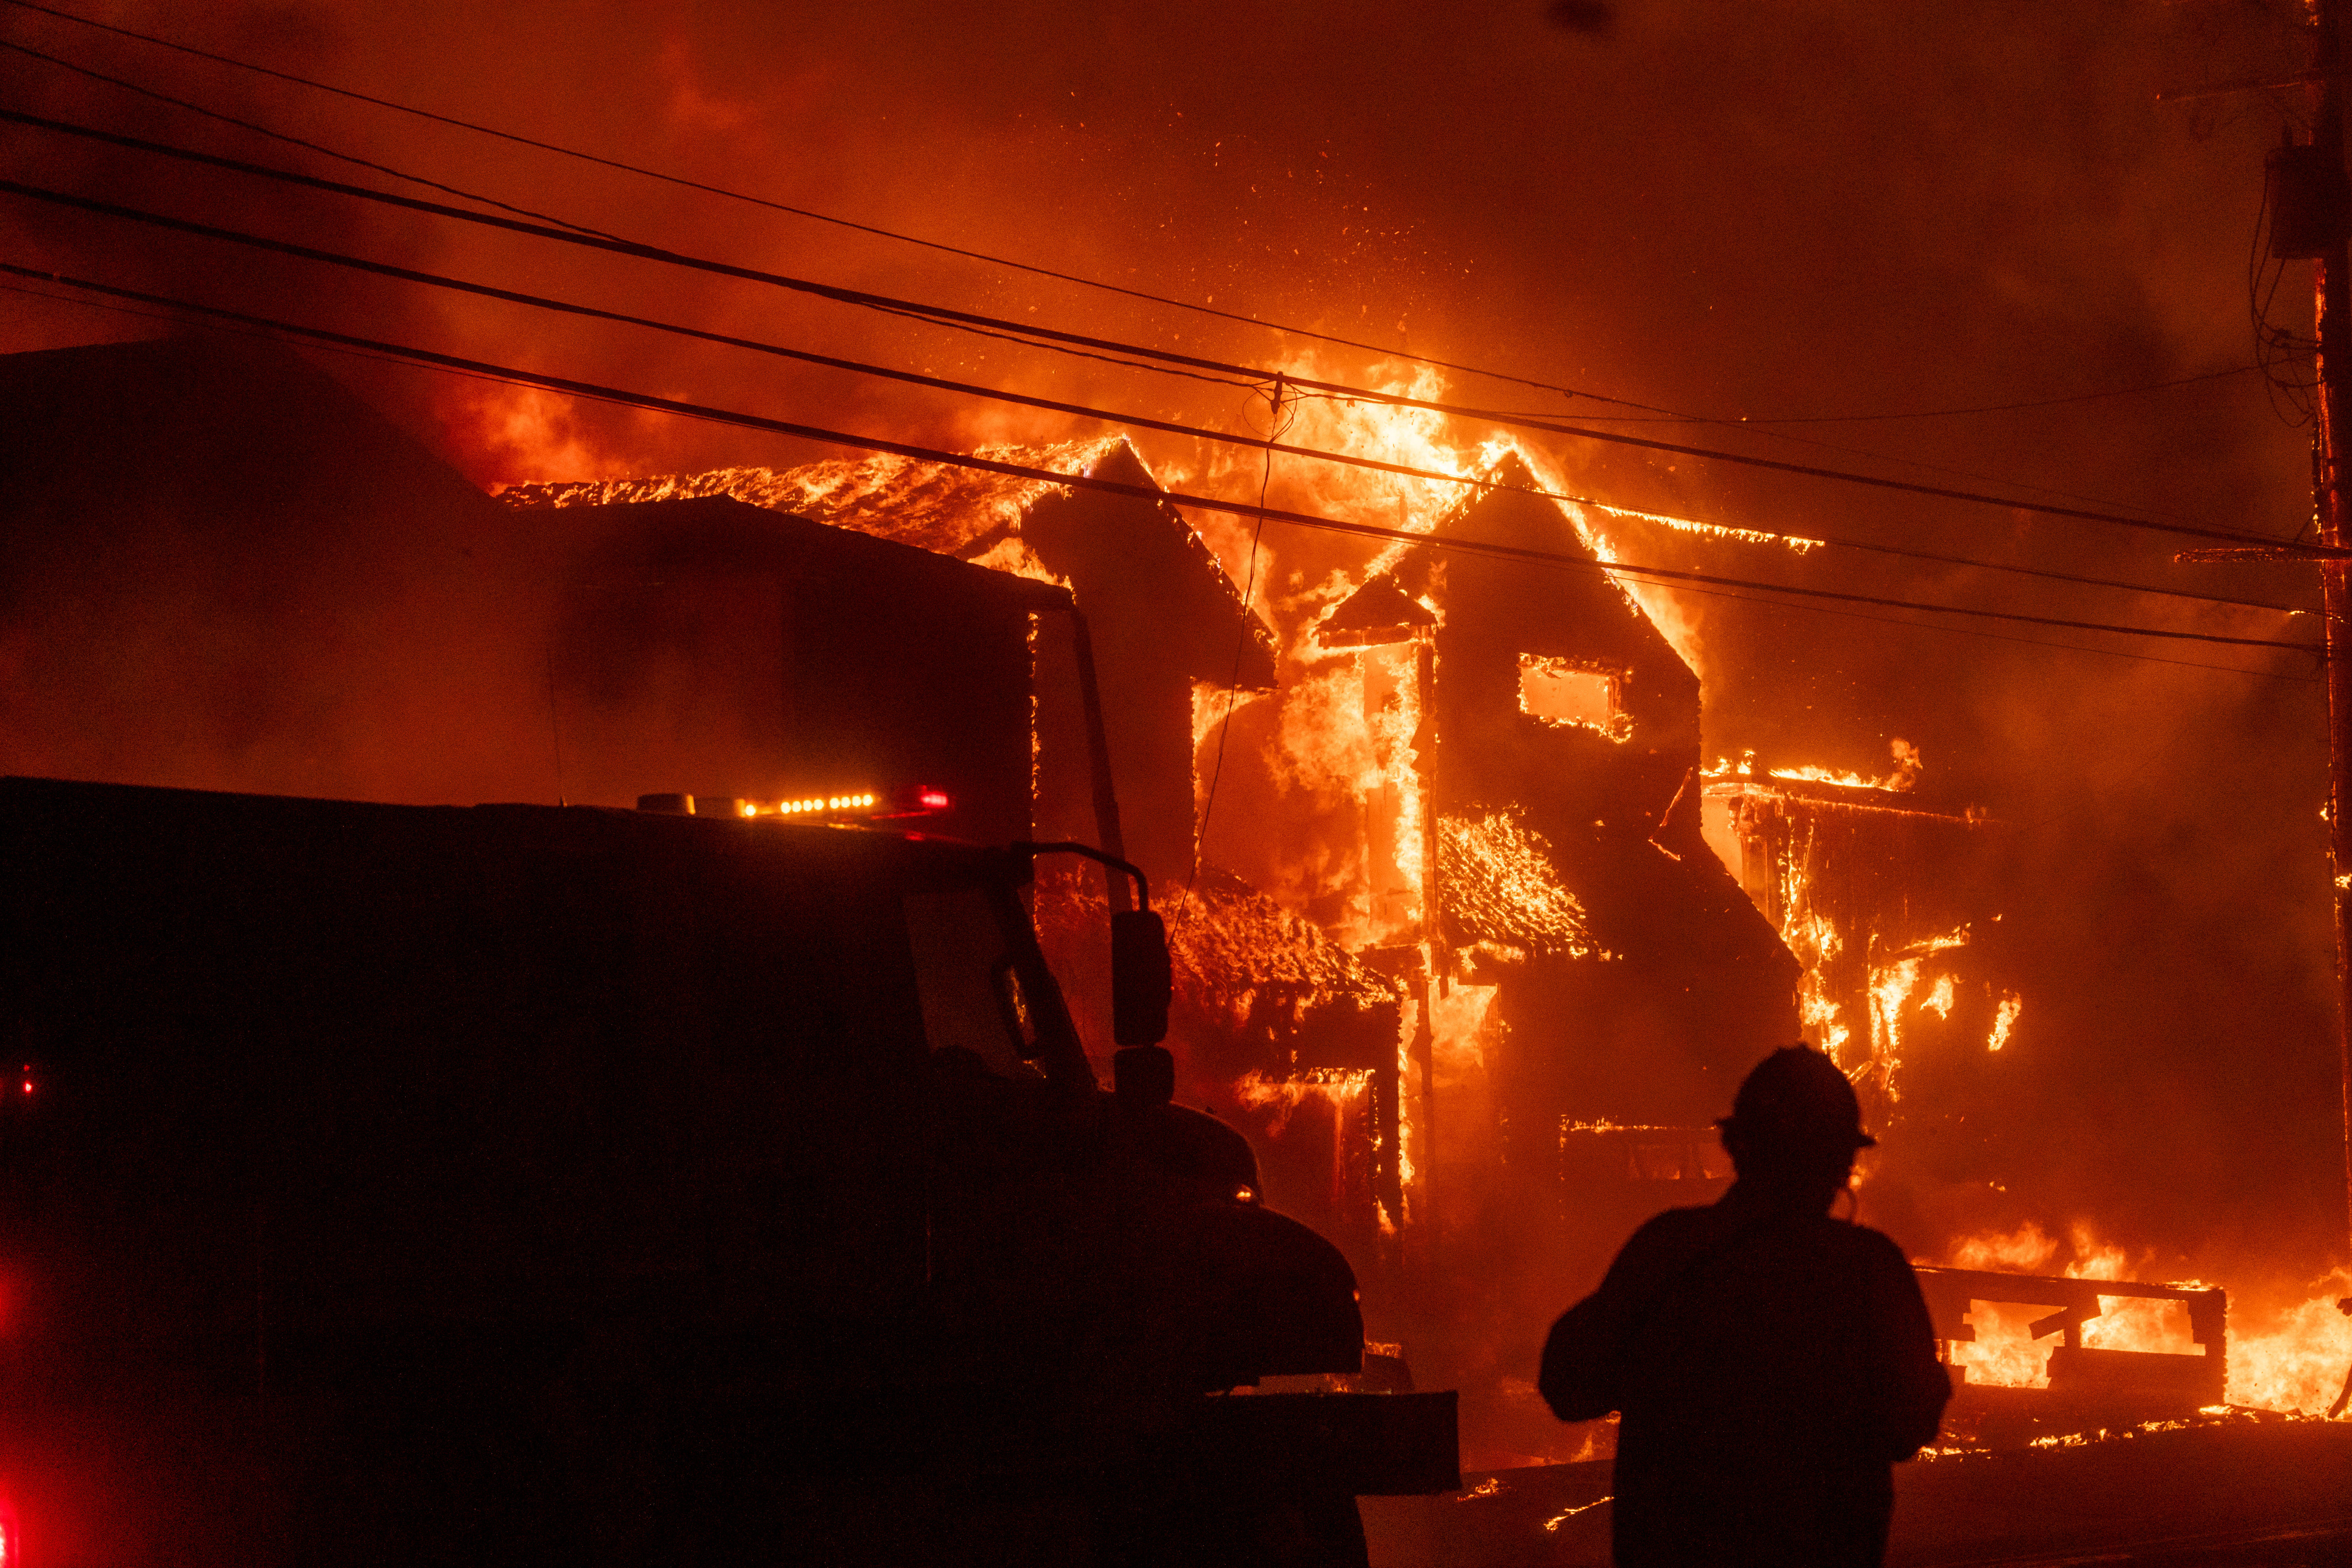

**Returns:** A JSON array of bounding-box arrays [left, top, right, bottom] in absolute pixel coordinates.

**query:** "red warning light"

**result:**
[[918, 790, 951, 811]]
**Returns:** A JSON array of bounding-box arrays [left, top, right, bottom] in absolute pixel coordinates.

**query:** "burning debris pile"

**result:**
[[1929, 1223, 2352, 1428]]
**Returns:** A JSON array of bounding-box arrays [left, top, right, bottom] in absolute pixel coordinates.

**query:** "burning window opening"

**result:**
[[1517, 653, 1632, 742]]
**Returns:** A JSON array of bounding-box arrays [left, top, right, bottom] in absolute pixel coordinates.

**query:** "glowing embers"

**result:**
[[1517, 654, 1631, 742], [1436, 810, 1599, 961]]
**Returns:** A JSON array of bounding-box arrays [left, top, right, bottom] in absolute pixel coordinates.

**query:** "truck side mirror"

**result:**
[[1111, 908, 1170, 1046]]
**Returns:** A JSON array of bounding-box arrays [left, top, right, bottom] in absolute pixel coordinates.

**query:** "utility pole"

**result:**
[[2198, 1, 2352, 1261], [2307, 0, 2352, 1266]]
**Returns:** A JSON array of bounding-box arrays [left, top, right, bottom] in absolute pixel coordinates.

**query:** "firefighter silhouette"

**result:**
[[1539, 1045, 1950, 1568]]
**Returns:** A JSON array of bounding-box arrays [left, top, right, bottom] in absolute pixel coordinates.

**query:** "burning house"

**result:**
[[1201, 452, 1803, 1329]]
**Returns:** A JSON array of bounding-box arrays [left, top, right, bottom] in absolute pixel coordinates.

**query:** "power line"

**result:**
[[0, 259, 2323, 661], [1633, 574, 2321, 685], [0, 36, 617, 238], [9, 266, 2316, 691], [1539, 365, 2267, 426], [0, 0, 2262, 528], [3, 107, 2334, 564], [0, 0, 1690, 418], [2, 172, 2312, 623]]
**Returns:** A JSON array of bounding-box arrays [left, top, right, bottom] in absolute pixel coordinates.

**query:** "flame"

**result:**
[[1788, 905, 1852, 1059], [1950, 1221, 2061, 1273], [1867, 957, 1921, 1099], [1234, 1066, 1372, 1134], [2079, 1297, 2198, 1356], [2223, 1274, 2352, 1413], [1394, 1008, 1417, 1201], [1769, 764, 1892, 790], [1951, 1299, 2058, 1389], [1428, 981, 1497, 1083], [502, 440, 1123, 586], [1248, 638, 1435, 949], [1630, 509, 1820, 552], [1922, 973, 1956, 1020], [1706, 739, 1924, 795], [1988, 993, 2022, 1052], [1436, 811, 1599, 959], [1371, 644, 1429, 933]]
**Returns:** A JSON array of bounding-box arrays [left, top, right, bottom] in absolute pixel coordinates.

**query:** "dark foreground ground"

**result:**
[[1362, 1417, 2352, 1566]]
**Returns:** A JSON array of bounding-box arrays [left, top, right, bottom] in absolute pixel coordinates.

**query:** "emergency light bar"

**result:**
[[635, 786, 952, 822]]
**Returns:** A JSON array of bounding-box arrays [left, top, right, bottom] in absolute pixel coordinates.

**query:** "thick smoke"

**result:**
[[0, 0, 2343, 1314]]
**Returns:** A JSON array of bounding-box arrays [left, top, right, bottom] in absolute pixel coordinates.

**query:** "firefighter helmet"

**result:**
[[1718, 1045, 1876, 1153]]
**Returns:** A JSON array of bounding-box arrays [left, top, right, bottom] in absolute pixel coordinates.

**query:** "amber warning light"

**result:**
[[635, 787, 951, 822]]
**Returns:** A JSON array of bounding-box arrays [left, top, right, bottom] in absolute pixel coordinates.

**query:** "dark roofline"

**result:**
[[549, 495, 1074, 615]]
